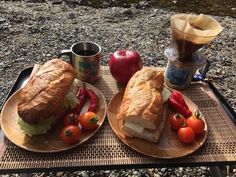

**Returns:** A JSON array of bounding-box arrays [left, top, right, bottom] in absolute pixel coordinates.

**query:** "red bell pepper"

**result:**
[[86, 88, 97, 112], [170, 91, 189, 108], [168, 91, 192, 118], [74, 83, 87, 114]]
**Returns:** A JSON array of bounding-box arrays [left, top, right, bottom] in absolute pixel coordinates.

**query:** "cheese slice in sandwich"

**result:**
[[121, 105, 167, 143], [117, 67, 167, 143]]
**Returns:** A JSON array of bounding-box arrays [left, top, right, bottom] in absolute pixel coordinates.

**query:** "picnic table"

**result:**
[[0, 66, 236, 176]]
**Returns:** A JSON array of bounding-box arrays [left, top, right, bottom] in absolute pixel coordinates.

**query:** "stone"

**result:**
[[67, 12, 76, 19], [157, 59, 165, 65], [81, 171, 89, 177], [48, 0, 63, 4], [4, 50, 11, 55], [154, 174, 161, 177], [0, 17, 6, 23]]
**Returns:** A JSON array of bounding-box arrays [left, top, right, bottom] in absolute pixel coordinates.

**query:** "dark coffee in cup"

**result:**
[[75, 50, 97, 56]]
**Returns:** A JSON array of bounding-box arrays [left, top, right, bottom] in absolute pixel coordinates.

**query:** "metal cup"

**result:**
[[59, 41, 101, 83]]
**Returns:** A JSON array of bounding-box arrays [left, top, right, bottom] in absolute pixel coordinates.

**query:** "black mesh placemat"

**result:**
[[0, 67, 236, 173]]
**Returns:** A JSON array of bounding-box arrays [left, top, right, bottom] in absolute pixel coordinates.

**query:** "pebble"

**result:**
[[67, 12, 76, 19], [133, 170, 139, 175], [0, 17, 6, 23], [105, 170, 110, 174], [48, 0, 63, 4], [4, 50, 11, 55], [160, 168, 166, 173], [26, 0, 45, 2], [154, 174, 161, 177], [56, 172, 64, 176], [81, 171, 89, 177], [157, 59, 165, 65]]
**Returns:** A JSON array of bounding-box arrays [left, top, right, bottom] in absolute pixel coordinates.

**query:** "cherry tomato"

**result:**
[[186, 114, 205, 135], [79, 112, 99, 130], [178, 126, 195, 144], [169, 113, 185, 131], [64, 113, 80, 126], [60, 125, 81, 144]]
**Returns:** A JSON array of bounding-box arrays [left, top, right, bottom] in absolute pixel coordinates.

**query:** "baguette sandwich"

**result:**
[[117, 67, 170, 143], [17, 59, 81, 136]]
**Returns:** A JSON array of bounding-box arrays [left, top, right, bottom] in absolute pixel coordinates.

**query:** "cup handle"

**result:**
[[58, 49, 72, 64], [193, 59, 211, 82], [201, 59, 211, 80]]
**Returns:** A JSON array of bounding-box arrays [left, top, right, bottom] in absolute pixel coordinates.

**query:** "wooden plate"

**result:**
[[107, 91, 208, 158], [0, 83, 107, 153]]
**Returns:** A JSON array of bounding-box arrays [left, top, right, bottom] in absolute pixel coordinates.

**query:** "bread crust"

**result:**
[[18, 59, 76, 124], [121, 104, 167, 143], [118, 67, 164, 130]]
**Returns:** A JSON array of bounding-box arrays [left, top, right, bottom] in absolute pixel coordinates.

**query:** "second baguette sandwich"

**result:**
[[117, 67, 167, 143]]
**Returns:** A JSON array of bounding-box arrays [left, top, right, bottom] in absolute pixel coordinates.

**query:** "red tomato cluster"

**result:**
[[60, 111, 99, 144], [169, 111, 205, 144]]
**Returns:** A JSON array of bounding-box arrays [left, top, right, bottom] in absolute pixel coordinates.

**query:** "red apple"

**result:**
[[109, 50, 142, 84]]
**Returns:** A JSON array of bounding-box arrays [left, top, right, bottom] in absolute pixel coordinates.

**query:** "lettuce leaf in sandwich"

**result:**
[[18, 116, 54, 136]]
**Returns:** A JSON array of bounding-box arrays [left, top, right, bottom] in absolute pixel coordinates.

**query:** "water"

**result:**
[[73, 0, 236, 17]]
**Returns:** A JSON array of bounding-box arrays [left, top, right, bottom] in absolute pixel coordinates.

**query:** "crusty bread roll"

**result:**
[[117, 67, 166, 143], [18, 59, 76, 124]]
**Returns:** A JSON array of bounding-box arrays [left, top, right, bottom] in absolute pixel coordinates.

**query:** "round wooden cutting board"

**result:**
[[107, 91, 208, 159], [0, 83, 107, 153]]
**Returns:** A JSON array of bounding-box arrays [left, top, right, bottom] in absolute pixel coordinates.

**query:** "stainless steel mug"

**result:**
[[59, 41, 101, 83]]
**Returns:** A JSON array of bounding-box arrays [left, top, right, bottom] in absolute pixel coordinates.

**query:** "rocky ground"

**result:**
[[0, 1, 235, 177]]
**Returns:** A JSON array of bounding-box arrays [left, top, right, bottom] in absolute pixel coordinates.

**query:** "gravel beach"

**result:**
[[0, 1, 235, 176]]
